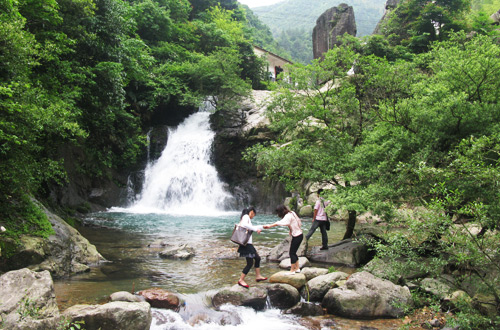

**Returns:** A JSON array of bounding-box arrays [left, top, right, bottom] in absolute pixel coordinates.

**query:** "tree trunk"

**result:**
[[343, 210, 356, 239]]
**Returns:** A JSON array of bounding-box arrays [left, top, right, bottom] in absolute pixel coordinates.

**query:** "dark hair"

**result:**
[[240, 206, 257, 219], [275, 204, 290, 218]]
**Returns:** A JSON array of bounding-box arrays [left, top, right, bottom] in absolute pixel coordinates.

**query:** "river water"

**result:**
[[53, 111, 403, 329]]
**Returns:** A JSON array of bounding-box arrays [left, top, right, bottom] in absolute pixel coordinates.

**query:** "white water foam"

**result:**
[[117, 111, 234, 215], [150, 304, 307, 330]]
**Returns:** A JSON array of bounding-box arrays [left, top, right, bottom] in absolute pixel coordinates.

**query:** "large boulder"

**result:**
[[301, 267, 329, 281], [269, 271, 307, 290], [267, 236, 307, 261], [110, 291, 144, 303], [279, 256, 311, 270], [284, 302, 324, 317], [159, 244, 195, 260], [305, 271, 349, 302], [0, 268, 60, 330], [322, 271, 413, 319], [265, 283, 301, 309], [0, 201, 104, 277], [138, 288, 181, 310], [62, 301, 152, 330], [212, 285, 267, 311], [307, 239, 370, 267], [298, 205, 313, 217], [363, 257, 430, 283], [312, 4, 357, 60]]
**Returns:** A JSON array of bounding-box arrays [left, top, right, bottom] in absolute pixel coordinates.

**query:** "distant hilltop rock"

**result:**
[[373, 0, 401, 35], [312, 3, 357, 60]]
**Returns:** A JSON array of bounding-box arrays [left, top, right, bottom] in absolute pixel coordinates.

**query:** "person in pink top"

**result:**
[[305, 188, 329, 250], [263, 205, 303, 274]]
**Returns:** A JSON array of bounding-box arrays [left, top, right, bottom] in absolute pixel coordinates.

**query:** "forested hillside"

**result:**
[[242, 5, 292, 61], [0, 0, 265, 243], [245, 0, 500, 327], [252, 0, 386, 63]]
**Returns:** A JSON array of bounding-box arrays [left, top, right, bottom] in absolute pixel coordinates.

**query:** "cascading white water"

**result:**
[[125, 111, 233, 215]]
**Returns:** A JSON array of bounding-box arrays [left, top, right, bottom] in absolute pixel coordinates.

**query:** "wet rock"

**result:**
[[267, 236, 307, 261], [0, 201, 104, 277], [307, 239, 369, 267], [279, 257, 311, 270], [322, 271, 413, 319], [159, 244, 195, 260], [284, 302, 324, 316], [0, 268, 60, 330], [301, 267, 329, 281], [269, 271, 307, 290], [212, 285, 267, 311], [62, 301, 152, 330], [110, 291, 144, 303], [138, 288, 181, 310], [210, 90, 288, 214], [265, 283, 300, 309], [321, 319, 337, 328], [305, 271, 349, 302]]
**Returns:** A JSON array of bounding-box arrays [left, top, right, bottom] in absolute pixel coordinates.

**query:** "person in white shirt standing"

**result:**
[[305, 189, 329, 250], [237, 207, 268, 288], [264, 205, 303, 274]]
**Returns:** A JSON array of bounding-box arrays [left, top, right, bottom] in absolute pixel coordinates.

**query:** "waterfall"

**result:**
[[123, 111, 233, 215]]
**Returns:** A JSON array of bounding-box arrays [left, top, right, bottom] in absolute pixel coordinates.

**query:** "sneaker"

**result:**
[[295, 269, 301, 273], [320, 246, 329, 250]]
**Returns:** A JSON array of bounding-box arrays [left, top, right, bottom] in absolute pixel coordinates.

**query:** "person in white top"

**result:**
[[305, 188, 330, 250], [236, 207, 268, 288], [263, 205, 303, 274]]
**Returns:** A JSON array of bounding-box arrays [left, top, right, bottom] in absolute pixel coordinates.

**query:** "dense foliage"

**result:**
[[0, 0, 266, 240], [245, 0, 500, 326]]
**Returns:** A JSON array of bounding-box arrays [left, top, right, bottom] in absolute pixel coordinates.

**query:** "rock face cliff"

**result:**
[[0, 201, 103, 277], [210, 90, 288, 213], [312, 4, 357, 60], [372, 0, 401, 35]]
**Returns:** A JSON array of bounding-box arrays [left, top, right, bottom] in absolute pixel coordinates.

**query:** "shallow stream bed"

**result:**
[[54, 212, 403, 329]]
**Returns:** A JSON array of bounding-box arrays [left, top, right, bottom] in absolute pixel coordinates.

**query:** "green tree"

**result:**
[[381, 0, 471, 52], [245, 45, 382, 239]]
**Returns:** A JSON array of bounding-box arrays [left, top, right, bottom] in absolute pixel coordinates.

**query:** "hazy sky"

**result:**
[[238, 0, 285, 8]]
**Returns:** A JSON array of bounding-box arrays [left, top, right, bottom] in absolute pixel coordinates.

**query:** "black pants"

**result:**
[[289, 234, 303, 264], [242, 255, 261, 275], [306, 220, 328, 248]]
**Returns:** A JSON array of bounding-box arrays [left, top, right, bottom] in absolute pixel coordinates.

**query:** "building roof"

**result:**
[[253, 45, 293, 65]]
